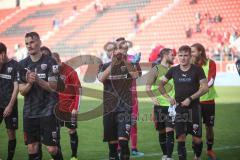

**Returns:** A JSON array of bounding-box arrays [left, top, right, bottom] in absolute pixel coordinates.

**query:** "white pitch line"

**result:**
[[100, 145, 240, 160]]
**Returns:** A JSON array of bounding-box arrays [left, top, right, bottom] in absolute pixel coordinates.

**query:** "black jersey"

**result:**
[[99, 61, 133, 112], [165, 64, 206, 104], [0, 59, 19, 108], [19, 54, 59, 118], [98, 62, 118, 113]]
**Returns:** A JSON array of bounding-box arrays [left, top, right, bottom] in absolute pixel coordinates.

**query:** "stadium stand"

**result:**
[[0, 0, 239, 62]]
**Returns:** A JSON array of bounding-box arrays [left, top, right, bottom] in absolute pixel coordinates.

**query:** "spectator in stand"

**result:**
[[223, 31, 230, 43], [195, 12, 201, 33], [189, 0, 197, 4], [72, 5, 78, 16], [185, 26, 192, 38], [214, 14, 222, 23], [131, 12, 142, 32], [229, 29, 239, 45], [52, 16, 62, 30], [195, 12, 201, 22], [94, 0, 106, 14]]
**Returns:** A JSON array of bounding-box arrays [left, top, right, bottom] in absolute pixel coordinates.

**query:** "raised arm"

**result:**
[[123, 59, 139, 78], [98, 65, 111, 83]]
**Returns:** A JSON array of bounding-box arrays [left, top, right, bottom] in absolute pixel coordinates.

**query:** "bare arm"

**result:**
[[8, 82, 19, 107], [146, 67, 159, 104], [36, 77, 57, 92], [136, 63, 142, 77], [181, 78, 209, 107], [98, 65, 111, 83], [3, 82, 19, 117], [19, 83, 32, 96], [190, 78, 209, 100]]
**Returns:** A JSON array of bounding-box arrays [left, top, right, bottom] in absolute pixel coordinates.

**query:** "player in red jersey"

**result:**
[[52, 52, 81, 160]]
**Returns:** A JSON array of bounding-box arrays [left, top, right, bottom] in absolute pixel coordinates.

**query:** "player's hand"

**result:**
[[3, 105, 13, 118], [26, 71, 37, 84], [181, 98, 191, 107], [151, 97, 160, 106], [71, 109, 78, 115], [167, 97, 176, 106]]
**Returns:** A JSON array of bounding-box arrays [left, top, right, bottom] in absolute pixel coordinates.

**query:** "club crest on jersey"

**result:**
[[7, 67, 13, 73], [52, 65, 59, 74], [125, 124, 131, 131], [41, 64, 47, 70], [121, 66, 127, 72], [193, 124, 199, 131]]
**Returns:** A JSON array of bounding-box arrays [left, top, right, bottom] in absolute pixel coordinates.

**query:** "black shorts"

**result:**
[[59, 115, 78, 129], [0, 105, 18, 130], [103, 111, 132, 142], [175, 104, 202, 138], [154, 105, 169, 131], [201, 103, 215, 127], [23, 115, 60, 146]]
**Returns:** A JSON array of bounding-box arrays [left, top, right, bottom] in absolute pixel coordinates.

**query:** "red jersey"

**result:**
[[58, 62, 81, 112]]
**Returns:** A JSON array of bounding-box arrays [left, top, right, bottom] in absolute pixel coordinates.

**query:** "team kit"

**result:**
[[0, 32, 218, 160]]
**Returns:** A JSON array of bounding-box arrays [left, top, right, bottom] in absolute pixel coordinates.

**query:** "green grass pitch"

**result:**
[[0, 86, 240, 160]]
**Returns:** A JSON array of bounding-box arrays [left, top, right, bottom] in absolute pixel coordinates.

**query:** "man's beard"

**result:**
[[116, 53, 124, 60], [167, 59, 174, 65]]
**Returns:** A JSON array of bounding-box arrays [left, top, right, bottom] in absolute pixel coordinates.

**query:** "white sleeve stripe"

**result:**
[[76, 87, 82, 111]]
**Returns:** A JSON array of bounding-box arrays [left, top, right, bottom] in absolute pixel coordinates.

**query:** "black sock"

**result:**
[[119, 140, 130, 160], [57, 143, 63, 160], [38, 143, 42, 160], [70, 131, 78, 157], [108, 143, 119, 160], [51, 149, 63, 160], [166, 131, 174, 158], [207, 139, 214, 151], [29, 153, 40, 160], [192, 141, 196, 155], [7, 139, 16, 160], [178, 142, 186, 160], [159, 132, 167, 155], [193, 141, 203, 158]]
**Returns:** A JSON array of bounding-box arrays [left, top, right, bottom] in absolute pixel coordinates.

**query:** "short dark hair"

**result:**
[[116, 37, 125, 42], [25, 32, 40, 40], [158, 48, 172, 62], [178, 45, 191, 55], [0, 42, 7, 54], [40, 46, 52, 56]]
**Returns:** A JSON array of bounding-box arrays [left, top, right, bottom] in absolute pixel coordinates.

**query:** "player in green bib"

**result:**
[[146, 48, 175, 160], [191, 43, 218, 160]]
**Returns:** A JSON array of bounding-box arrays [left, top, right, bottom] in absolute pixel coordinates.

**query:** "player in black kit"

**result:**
[[18, 32, 63, 160], [0, 42, 19, 160], [159, 45, 209, 160], [98, 38, 139, 160]]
